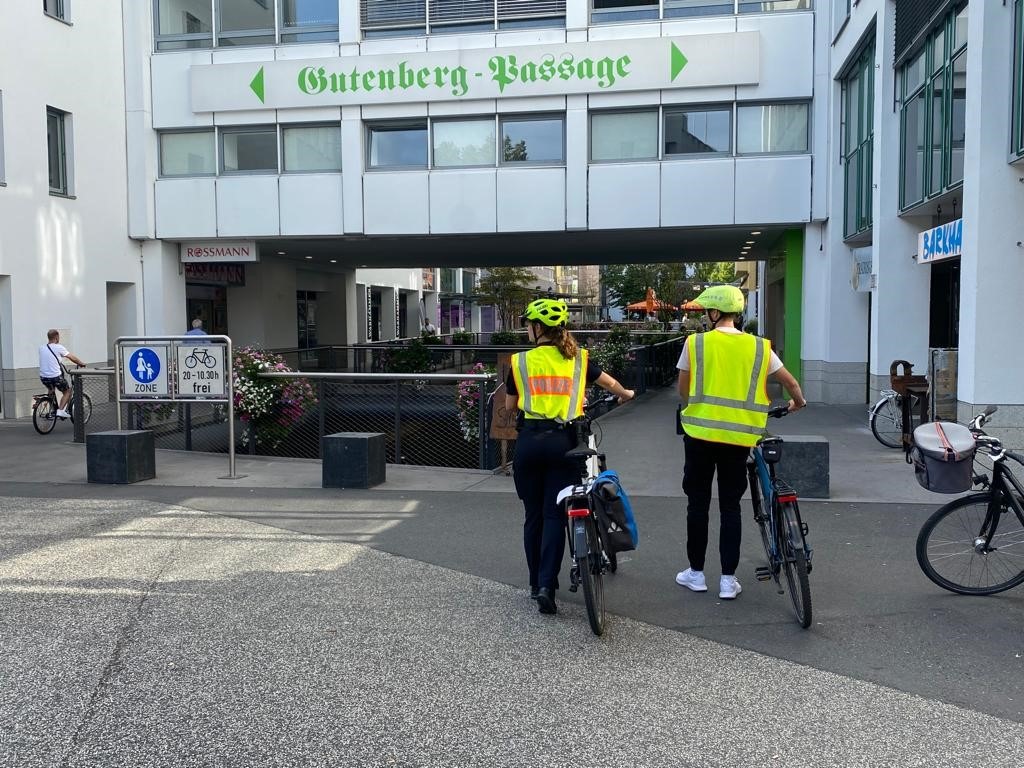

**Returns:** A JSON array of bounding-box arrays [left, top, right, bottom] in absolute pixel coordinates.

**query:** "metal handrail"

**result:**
[[258, 372, 497, 382]]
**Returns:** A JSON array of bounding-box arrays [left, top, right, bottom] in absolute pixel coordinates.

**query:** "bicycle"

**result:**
[[32, 385, 93, 435], [916, 407, 1024, 595], [748, 404, 814, 628], [184, 347, 217, 369], [559, 394, 619, 636], [869, 389, 923, 449]]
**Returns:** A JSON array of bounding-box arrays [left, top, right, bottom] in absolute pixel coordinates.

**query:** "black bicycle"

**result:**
[[916, 407, 1024, 595], [749, 405, 813, 628], [561, 394, 618, 636], [32, 387, 93, 435]]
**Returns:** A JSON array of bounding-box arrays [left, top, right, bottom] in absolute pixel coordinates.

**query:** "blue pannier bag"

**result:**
[[591, 469, 639, 553]]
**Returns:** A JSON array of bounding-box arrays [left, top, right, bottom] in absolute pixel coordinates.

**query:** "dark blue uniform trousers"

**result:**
[[513, 427, 579, 591]]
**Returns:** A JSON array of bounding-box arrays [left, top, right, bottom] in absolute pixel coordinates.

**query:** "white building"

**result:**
[[3, 0, 1020, 446]]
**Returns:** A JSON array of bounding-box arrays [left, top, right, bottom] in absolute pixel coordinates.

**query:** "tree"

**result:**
[[477, 267, 537, 330], [503, 136, 528, 161], [602, 262, 739, 310]]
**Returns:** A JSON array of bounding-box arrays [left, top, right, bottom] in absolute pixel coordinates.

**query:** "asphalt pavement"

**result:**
[[0, 390, 1022, 766]]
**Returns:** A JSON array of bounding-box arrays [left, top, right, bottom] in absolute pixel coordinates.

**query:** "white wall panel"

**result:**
[[736, 12, 814, 100], [587, 23, 661, 41], [362, 103, 429, 119], [216, 177, 281, 236], [429, 171, 497, 233], [734, 156, 811, 224], [274, 44, 341, 61], [497, 96, 567, 114], [497, 169, 565, 232], [590, 164, 660, 229], [155, 178, 217, 238], [152, 51, 214, 128], [364, 173, 430, 234], [661, 159, 735, 227], [590, 90, 661, 109], [495, 29, 567, 46], [360, 38, 428, 56], [566, 95, 588, 229], [429, 100, 498, 117], [661, 18, 738, 36], [277, 107, 342, 123], [426, 33, 496, 52], [280, 175, 344, 235]]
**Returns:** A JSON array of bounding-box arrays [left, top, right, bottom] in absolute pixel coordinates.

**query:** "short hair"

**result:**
[[191, 319, 203, 329], [47, 329, 59, 341]]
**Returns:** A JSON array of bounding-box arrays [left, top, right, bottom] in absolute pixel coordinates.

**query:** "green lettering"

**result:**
[[417, 67, 430, 88], [488, 55, 518, 94], [378, 68, 395, 90], [616, 54, 631, 79], [398, 61, 415, 89], [450, 65, 468, 96], [596, 57, 617, 88], [577, 58, 595, 81], [362, 70, 376, 91], [538, 54, 556, 82], [557, 54, 574, 81], [298, 66, 328, 95], [519, 61, 538, 84], [347, 70, 360, 92]]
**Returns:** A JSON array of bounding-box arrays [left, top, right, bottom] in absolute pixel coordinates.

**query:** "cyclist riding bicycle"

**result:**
[[504, 298, 634, 616], [38, 329, 85, 420], [675, 285, 806, 600]]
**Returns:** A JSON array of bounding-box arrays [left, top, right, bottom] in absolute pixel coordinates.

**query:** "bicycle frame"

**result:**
[[978, 454, 1024, 551], [749, 439, 811, 574]]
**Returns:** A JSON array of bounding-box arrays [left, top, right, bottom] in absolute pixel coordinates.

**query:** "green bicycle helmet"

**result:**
[[523, 298, 569, 327], [691, 285, 745, 314]]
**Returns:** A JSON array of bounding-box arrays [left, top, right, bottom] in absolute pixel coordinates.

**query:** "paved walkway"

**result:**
[[1, 393, 1022, 766]]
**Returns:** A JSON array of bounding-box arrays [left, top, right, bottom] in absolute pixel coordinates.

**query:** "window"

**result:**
[[47, 107, 70, 195], [362, 0, 565, 37], [592, 0, 659, 24], [842, 40, 875, 239], [43, 0, 66, 21], [591, 111, 658, 161], [663, 0, 734, 20], [218, 0, 275, 46], [898, 3, 967, 211], [500, 116, 565, 164], [593, 0, 811, 24], [664, 106, 731, 155], [0, 91, 5, 185], [736, 103, 809, 154], [368, 121, 428, 168], [831, 0, 850, 38], [1015, 0, 1024, 158], [737, 0, 810, 13], [280, 0, 340, 43], [220, 126, 277, 173], [155, 1, 338, 49], [282, 125, 342, 172], [160, 130, 216, 176], [432, 119, 496, 167], [155, 0, 214, 49]]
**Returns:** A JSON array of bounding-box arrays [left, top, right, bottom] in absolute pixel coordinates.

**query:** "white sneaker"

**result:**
[[675, 568, 708, 592], [55, 408, 70, 419], [719, 575, 742, 600]]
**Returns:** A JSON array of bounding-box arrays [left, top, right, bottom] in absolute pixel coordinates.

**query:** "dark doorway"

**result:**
[[929, 259, 960, 348]]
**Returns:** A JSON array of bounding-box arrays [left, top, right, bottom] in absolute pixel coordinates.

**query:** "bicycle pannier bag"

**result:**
[[590, 470, 638, 553], [910, 421, 976, 493]]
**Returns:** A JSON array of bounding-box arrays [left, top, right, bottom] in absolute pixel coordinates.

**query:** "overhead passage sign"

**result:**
[[191, 33, 760, 112]]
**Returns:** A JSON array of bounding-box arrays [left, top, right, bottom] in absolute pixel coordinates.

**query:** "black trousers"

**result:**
[[682, 434, 750, 576], [513, 427, 579, 591]]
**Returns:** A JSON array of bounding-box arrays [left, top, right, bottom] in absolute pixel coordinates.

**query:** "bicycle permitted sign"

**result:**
[[175, 344, 226, 397]]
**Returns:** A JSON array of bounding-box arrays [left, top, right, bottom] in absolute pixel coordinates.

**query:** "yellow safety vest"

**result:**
[[680, 331, 771, 447], [511, 345, 588, 422]]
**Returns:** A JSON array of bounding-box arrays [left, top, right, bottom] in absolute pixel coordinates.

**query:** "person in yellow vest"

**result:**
[[675, 285, 806, 600], [505, 298, 635, 615]]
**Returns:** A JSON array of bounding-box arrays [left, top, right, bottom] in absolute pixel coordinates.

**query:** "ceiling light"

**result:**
[[745, 240, 755, 245], [750, 231, 761, 235], [304, 256, 313, 260], [277, 251, 286, 255], [738, 256, 746, 260], [330, 259, 337, 264]]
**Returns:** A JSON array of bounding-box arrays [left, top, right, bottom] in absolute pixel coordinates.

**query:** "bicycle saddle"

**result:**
[[565, 447, 599, 459]]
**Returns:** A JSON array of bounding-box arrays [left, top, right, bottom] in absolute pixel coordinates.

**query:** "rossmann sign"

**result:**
[[180, 241, 258, 263], [191, 33, 759, 112]]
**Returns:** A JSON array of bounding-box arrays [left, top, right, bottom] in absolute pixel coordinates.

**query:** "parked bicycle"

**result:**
[[748, 405, 814, 628], [32, 387, 92, 435], [869, 389, 923, 448], [916, 407, 1024, 595], [558, 394, 619, 636]]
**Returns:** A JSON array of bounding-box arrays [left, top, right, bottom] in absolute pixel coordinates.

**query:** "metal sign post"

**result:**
[[114, 335, 243, 479]]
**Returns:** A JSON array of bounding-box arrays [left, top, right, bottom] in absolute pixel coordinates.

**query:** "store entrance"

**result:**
[[186, 284, 228, 335], [929, 259, 960, 348]]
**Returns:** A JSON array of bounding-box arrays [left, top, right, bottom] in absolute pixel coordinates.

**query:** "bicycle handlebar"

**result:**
[[584, 394, 617, 413], [970, 405, 999, 432], [768, 405, 790, 419]]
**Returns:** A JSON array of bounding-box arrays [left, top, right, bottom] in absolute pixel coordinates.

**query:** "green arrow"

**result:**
[[250, 66, 265, 103], [670, 43, 688, 82]]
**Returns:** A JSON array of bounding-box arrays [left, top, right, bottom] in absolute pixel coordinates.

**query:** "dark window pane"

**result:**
[[155, 0, 213, 39], [501, 118, 564, 163], [665, 0, 735, 18], [902, 93, 925, 206], [47, 110, 66, 193], [845, 154, 858, 236], [220, 0, 275, 32], [930, 76, 944, 195], [369, 124, 428, 168], [950, 51, 966, 185], [664, 108, 731, 155], [222, 129, 278, 172], [281, 0, 339, 29]]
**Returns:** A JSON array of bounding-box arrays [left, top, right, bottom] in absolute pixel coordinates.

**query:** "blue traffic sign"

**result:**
[[129, 348, 161, 384]]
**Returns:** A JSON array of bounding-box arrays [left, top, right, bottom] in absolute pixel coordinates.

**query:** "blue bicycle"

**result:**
[[748, 405, 813, 628]]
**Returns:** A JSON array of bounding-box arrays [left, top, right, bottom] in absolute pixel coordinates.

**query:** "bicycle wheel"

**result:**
[[33, 400, 56, 435], [185, 354, 198, 369], [916, 493, 1024, 595], [869, 395, 904, 449], [749, 470, 777, 576], [779, 501, 812, 628], [71, 394, 93, 426], [577, 518, 606, 636]]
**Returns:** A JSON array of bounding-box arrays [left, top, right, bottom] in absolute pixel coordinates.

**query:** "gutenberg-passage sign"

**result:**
[[191, 33, 759, 112], [176, 344, 227, 398]]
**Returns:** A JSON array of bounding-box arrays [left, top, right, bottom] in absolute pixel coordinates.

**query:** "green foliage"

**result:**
[[502, 135, 528, 161], [743, 318, 759, 335], [477, 267, 537, 331], [420, 335, 446, 345], [451, 331, 474, 345], [386, 339, 434, 373], [589, 324, 633, 379], [602, 261, 740, 309], [490, 330, 525, 345]]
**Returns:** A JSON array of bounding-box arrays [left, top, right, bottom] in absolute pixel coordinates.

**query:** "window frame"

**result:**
[[430, 116, 498, 169], [735, 101, 811, 156], [1013, 0, 1024, 159], [0, 91, 5, 186], [591, 0, 812, 25], [47, 107, 71, 196], [280, 123, 343, 173], [362, 0, 567, 38], [158, 129, 218, 178], [842, 38, 875, 240], [153, 0, 339, 50], [498, 113, 567, 166], [44, 0, 68, 22], [366, 119, 430, 171], [589, 108, 660, 163], [219, 124, 280, 175], [663, 103, 734, 158]]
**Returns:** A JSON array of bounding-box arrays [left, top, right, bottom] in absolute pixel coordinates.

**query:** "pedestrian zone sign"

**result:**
[[122, 345, 169, 396], [176, 344, 226, 398]]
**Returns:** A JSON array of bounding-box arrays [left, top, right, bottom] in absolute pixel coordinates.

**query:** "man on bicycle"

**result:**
[[39, 329, 85, 419], [675, 286, 806, 600]]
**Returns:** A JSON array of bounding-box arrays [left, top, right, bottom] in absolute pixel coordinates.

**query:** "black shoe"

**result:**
[[529, 586, 540, 600], [537, 588, 557, 615]]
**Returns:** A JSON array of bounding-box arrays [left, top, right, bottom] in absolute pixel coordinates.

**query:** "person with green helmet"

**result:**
[[504, 298, 635, 615], [674, 284, 806, 600]]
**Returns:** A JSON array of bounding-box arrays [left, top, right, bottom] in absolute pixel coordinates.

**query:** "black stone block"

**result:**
[[776, 435, 830, 499], [322, 432, 386, 489], [87, 430, 155, 484]]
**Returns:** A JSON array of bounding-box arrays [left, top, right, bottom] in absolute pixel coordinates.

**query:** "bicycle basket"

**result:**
[[910, 421, 976, 494], [760, 438, 783, 464], [590, 472, 637, 553]]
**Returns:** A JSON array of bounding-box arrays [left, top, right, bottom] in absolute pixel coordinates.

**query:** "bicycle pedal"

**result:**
[[754, 567, 772, 582]]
